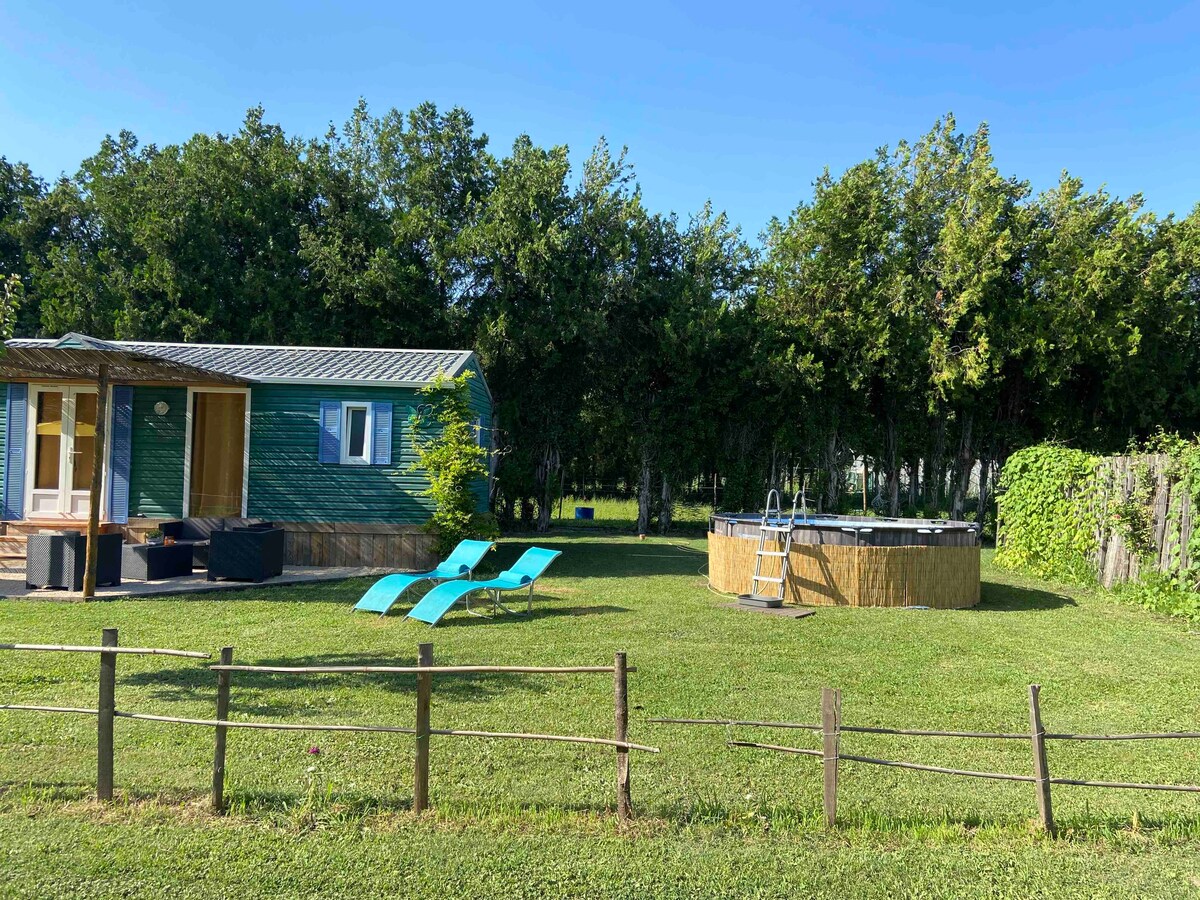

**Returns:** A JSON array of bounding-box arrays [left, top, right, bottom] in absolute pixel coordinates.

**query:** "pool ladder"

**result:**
[[745, 489, 807, 606]]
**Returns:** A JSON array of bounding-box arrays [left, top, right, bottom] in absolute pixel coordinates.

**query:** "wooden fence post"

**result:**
[[1028, 684, 1055, 836], [413, 642, 433, 813], [97, 627, 117, 801], [821, 687, 841, 828], [614, 651, 631, 823], [212, 646, 234, 813]]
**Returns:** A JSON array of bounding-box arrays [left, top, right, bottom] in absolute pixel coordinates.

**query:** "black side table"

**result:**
[[122, 542, 194, 581]]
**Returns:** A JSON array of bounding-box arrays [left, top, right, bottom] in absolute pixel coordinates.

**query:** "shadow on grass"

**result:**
[[430, 602, 631, 629], [119, 650, 545, 711], [977, 580, 1077, 612], [139, 578, 371, 605]]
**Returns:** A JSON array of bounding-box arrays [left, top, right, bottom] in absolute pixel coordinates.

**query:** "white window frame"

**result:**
[[23, 382, 111, 520], [339, 401, 373, 466]]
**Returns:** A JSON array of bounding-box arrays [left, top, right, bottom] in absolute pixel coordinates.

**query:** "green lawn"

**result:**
[[552, 495, 714, 531], [1, 536, 1199, 898]]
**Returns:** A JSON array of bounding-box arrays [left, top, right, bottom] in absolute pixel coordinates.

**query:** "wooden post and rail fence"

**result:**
[[649, 683, 1200, 835], [3, 633, 1199, 832], [0, 631, 656, 822]]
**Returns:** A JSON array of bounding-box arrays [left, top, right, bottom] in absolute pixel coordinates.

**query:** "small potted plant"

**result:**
[[145, 528, 164, 546]]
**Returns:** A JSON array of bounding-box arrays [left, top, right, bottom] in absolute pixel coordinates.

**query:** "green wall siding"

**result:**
[[247, 383, 440, 523], [100, 364, 492, 526], [128, 386, 186, 519]]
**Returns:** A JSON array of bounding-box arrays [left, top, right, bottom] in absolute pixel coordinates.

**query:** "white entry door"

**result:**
[[27, 386, 100, 518]]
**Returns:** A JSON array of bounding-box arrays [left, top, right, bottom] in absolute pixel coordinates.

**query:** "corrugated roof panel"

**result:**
[[5, 338, 475, 385]]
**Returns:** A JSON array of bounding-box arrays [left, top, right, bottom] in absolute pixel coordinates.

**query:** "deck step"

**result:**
[[756, 550, 787, 557], [753, 575, 784, 584], [738, 593, 785, 609], [0, 538, 26, 559]]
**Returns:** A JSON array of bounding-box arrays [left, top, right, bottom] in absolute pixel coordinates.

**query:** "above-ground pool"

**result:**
[[708, 513, 981, 608]]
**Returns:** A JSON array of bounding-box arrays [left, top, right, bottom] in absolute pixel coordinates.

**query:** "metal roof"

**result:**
[[5, 337, 478, 387]]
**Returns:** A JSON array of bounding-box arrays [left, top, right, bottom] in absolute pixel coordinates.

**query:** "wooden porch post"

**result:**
[[82, 364, 109, 600]]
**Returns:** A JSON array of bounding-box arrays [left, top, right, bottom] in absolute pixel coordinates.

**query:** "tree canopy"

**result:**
[[2, 105, 1198, 529]]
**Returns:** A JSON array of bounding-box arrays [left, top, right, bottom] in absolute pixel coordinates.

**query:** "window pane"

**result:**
[[189, 392, 247, 517], [35, 392, 63, 490], [347, 407, 367, 458], [72, 393, 97, 491]]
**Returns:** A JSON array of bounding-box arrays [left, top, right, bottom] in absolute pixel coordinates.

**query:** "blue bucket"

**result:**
[[574, 506, 595, 520]]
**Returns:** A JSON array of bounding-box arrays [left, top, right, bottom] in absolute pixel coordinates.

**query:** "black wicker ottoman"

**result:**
[[25, 532, 123, 591]]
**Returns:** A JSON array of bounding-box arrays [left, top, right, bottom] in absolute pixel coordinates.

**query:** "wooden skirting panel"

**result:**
[[276, 522, 436, 570], [117, 519, 437, 570], [708, 531, 980, 609]]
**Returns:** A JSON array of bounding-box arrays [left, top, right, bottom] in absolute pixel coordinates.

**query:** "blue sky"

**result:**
[[2, 1, 1198, 238]]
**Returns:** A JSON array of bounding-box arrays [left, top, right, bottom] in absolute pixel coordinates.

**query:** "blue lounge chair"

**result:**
[[352, 539, 495, 616], [406, 547, 562, 625]]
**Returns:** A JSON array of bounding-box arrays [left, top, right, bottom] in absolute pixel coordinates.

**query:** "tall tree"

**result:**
[[0, 157, 46, 334], [761, 155, 896, 511], [466, 135, 577, 530], [920, 121, 1028, 519]]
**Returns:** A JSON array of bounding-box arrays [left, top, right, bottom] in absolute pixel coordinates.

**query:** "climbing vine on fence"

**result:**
[[996, 436, 1200, 621], [1113, 433, 1200, 621], [993, 445, 1101, 584]]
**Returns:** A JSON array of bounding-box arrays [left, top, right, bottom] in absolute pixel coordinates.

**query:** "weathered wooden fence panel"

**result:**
[[1091, 454, 1194, 588]]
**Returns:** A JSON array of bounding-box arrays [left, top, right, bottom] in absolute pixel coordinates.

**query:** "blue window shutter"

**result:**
[[371, 401, 392, 466], [106, 386, 133, 524], [3, 383, 27, 521], [318, 400, 340, 463]]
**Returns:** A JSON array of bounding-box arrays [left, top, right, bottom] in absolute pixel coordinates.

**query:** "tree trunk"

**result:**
[[884, 413, 900, 517], [636, 450, 653, 535], [992, 448, 1009, 542], [926, 417, 946, 509], [659, 476, 673, 534], [907, 457, 920, 509], [977, 451, 994, 529], [496, 493, 514, 528], [822, 430, 839, 513], [535, 444, 560, 533], [951, 413, 973, 521]]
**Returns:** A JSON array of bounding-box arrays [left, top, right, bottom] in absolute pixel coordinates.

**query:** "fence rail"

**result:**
[[209, 663, 635, 675], [652, 683, 1200, 834], [0, 630, 655, 821], [0, 642, 209, 658]]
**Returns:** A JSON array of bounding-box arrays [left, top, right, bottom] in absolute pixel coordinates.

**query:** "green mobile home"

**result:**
[[0, 335, 492, 568]]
